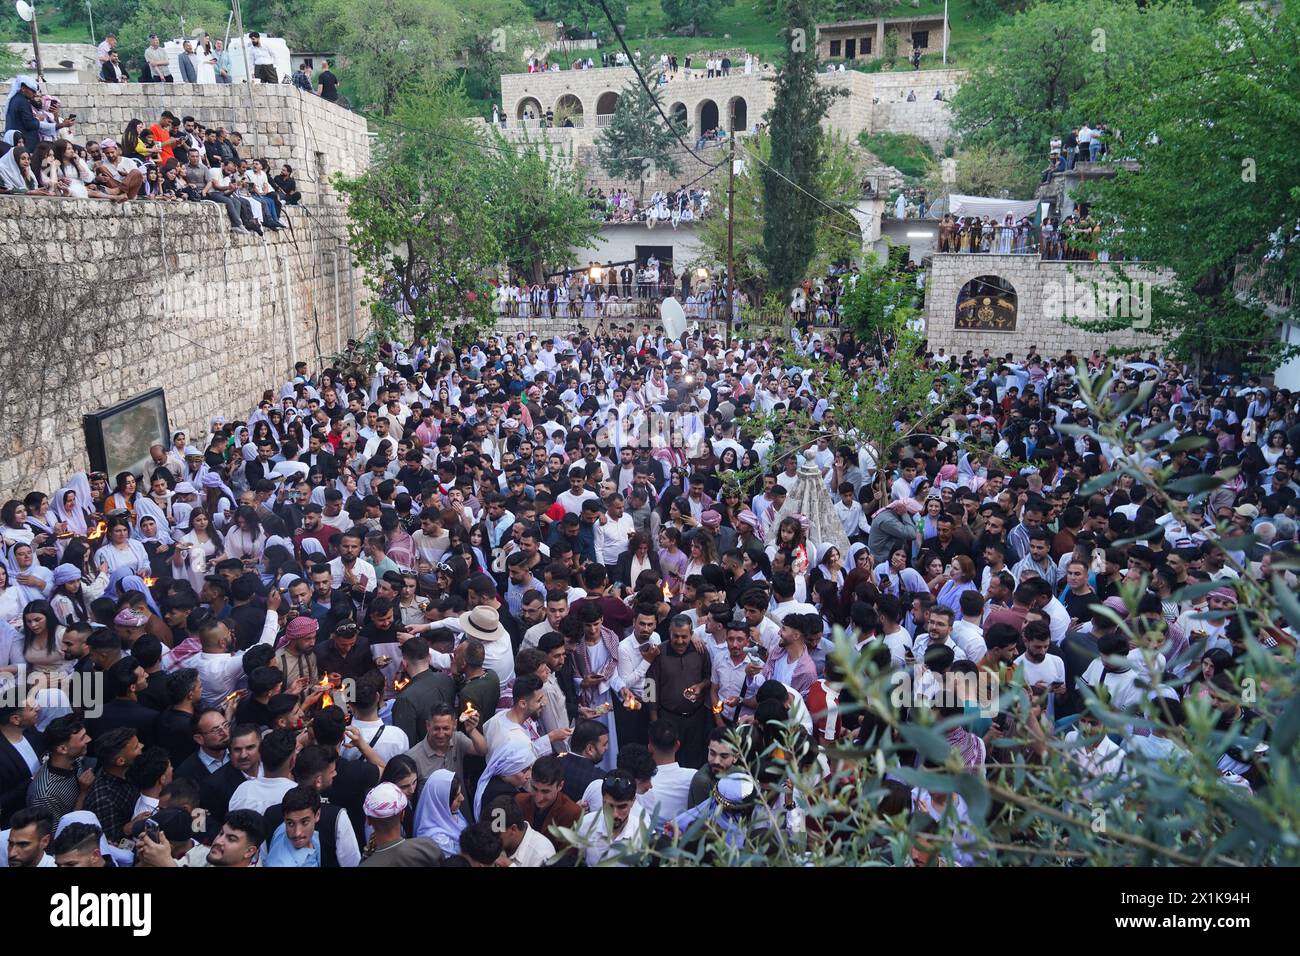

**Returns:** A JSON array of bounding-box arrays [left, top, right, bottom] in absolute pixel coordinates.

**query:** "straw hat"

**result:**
[[458, 605, 508, 642]]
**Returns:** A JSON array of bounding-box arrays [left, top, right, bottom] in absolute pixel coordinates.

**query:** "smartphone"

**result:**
[[144, 818, 161, 843]]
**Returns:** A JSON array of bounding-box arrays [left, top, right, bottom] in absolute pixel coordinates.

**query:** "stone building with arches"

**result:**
[[498, 63, 966, 191]]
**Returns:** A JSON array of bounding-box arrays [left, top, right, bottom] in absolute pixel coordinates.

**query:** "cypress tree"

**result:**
[[761, 0, 843, 293]]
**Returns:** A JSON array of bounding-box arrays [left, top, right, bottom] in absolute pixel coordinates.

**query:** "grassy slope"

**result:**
[[614, 0, 1003, 68]]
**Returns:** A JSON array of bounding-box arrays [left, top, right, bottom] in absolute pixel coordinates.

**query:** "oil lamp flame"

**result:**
[[87, 520, 108, 541]]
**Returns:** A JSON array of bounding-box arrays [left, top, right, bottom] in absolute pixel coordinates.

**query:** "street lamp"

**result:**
[[15, 1, 42, 81], [696, 267, 709, 281], [589, 265, 602, 281]]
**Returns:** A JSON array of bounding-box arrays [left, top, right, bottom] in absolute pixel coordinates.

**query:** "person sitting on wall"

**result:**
[[273, 165, 302, 206]]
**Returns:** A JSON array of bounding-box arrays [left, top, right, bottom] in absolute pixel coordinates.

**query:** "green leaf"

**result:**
[[1080, 471, 1120, 495], [1165, 474, 1224, 494], [897, 724, 955, 765]]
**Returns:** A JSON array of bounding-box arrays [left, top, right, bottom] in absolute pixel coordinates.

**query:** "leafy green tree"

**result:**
[[1069, 0, 1300, 371], [950, 0, 1205, 164], [482, 130, 602, 283], [920, 142, 1038, 203], [334, 79, 501, 342], [310, 0, 459, 116], [695, 131, 862, 303], [659, 0, 733, 37], [527, 0, 628, 37], [760, 0, 845, 294], [593, 72, 684, 198], [455, 0, 537, 105]]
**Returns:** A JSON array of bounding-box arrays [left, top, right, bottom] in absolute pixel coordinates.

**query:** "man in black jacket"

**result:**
[[0, 698, 45, 827], [388, 637, 455, 744], [100, 51, 129, 82], [84, 657, 159, 747], [173, 706, 232, 784], [198, 723, 260, 833]]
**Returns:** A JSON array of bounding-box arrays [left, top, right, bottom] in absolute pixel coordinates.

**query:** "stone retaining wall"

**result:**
[[924, 253, 1170, 356], [0, 84, 370, 498]]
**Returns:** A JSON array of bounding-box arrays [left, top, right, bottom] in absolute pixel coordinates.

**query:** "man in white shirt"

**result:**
[[483, 674, 566, 760], [1015, 621, 1066, 722], [193, 590, 281, 706], [329, 529, 377, 593], [341, 672, 410, 764], [950, 589, 988, 661], [227, 728, 298, 815], [248, 31, 278, 84], [594, 493, 635, 567], [494, 799, 557, 868], [557, 468, 599, 515], [617, 608, 661, 707], [576, 771, 650, 866]]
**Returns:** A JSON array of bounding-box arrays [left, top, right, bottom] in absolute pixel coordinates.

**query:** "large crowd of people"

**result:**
[[2, 77, 301, 235], [0, 303, 1296, 868], [589, 184, 712, 225]]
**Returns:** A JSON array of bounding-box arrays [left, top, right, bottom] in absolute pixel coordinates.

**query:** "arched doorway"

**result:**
[[728, 96, 748, 133], [669, 101, 688, 131], [595, 91, 620, 127], [955, 275, 1018, 331], [516, 97, 543, 124], [697, 99, 719, 134], [554, 94, 584, 128]]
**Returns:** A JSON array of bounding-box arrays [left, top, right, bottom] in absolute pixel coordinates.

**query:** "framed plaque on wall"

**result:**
[[83, 389, 170, 481]]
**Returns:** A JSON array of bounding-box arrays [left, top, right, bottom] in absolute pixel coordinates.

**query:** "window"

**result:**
[[829, 39, 841, 57], [862, 37, 873, 55], [912, 30, 930, 49], [845, 38, 857, 59]]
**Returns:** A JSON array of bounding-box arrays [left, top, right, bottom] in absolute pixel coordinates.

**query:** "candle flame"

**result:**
[[87, 520, 108, 541], [661, 580, 672, 601], [712, 701, 724, 715], [142, 576, 157, 587], [393, 675, 411, 692], [321, 692, 334, 708]]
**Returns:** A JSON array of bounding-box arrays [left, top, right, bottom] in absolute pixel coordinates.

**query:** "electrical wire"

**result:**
[[592, 0, 865, 242]]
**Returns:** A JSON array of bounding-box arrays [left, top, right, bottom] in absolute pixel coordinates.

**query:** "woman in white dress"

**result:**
[[93, 515, 150, 576], [223, 506, 267, 564], [556, 281, 570, 319], [173, 509, 223, 593]]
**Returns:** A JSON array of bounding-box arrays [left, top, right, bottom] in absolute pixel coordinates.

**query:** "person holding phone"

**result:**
[[1015, 621, 1066, 722]]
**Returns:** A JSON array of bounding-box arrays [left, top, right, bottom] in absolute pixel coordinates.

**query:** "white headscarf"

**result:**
[[0, 145, 33, 192], [132, 498, 171, 544], [472, 743, 532, 821], [51, 473, 94, 536], [413, 768, 468, 855]]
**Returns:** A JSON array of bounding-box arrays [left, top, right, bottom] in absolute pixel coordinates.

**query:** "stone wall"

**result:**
[[500, 65, 965, 161], [924, 253, 1170, 356], [0, 84, 370, 499]]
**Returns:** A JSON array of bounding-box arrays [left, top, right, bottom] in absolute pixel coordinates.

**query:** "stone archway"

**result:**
[[516, 97, 543, 124], [697, 99, 719, 135], [554, 93, 585, 128], [669, 101, 688, 131], [955, 275, 1018, 331], [595, 91, 620, 127], [728, 96, 748, 133]]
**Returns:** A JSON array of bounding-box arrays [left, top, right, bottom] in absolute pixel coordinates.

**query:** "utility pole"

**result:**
[[725, 129, 736, 348], [26, 3, 45, 81]]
